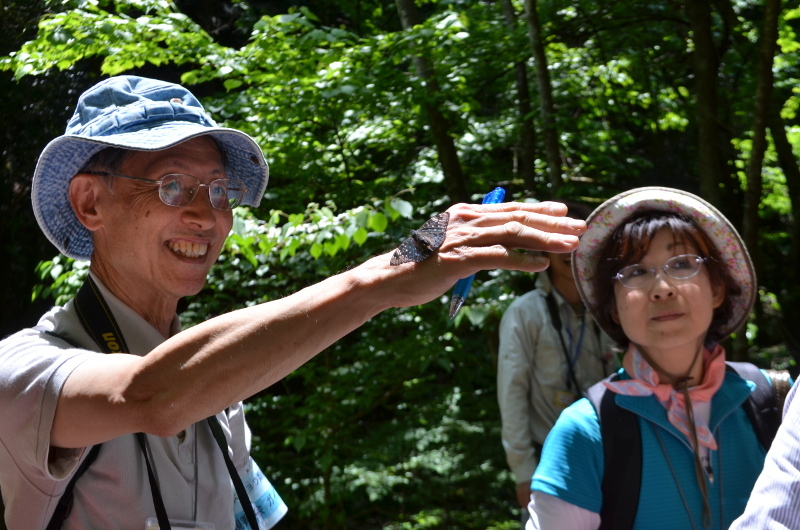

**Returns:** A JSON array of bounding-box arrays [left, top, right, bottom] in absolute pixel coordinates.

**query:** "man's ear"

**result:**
[[69, 174, 104, 231]]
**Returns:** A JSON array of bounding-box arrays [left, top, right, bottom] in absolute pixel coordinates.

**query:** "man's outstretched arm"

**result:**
[[52, 201, 585, 448]]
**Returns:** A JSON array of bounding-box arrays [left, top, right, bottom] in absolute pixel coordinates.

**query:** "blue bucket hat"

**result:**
[[32, 75, 269, 260]]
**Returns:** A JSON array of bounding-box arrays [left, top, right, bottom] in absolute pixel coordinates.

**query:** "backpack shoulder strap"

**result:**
[[585, 374, 641, 530], [725, 361, 784, 451]]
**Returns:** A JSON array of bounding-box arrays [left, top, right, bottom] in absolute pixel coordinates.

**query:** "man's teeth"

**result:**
[[168, 241, 208, 258]]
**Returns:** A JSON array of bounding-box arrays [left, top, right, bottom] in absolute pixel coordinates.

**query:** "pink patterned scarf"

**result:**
[[604, 344, 726, 450]]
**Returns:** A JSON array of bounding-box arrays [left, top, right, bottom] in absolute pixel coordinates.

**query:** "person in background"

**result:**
[[529, 187, 783, 529], [497, 201, 617, 527], [0, 75, 587, 528]]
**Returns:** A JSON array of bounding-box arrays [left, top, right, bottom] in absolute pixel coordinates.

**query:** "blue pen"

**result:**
[[449, 187, 506, 319]]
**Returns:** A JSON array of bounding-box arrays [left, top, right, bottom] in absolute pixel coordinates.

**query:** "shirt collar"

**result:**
[[88, 271, 182, 356]]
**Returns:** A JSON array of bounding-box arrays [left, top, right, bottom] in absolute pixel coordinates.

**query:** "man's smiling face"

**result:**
[[89, 136, 234, 306]]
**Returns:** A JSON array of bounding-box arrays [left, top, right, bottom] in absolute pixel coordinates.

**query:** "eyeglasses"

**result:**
[[614, 254, 707, 289], [90, 171, 246, 210]]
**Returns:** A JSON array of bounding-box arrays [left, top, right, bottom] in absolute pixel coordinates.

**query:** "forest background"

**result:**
[[1, 0, 800, 528]]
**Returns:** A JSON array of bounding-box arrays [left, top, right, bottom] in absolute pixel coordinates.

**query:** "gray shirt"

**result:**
[[0, 274, 251, 528], [497, 274, 617, 484]]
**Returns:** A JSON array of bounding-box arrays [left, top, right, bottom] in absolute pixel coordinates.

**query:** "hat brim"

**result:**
[[572, 187, 756, 341], [32, 122, 269, 261]]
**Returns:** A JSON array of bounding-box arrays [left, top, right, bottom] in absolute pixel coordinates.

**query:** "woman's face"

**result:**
[[612, 228, 725, 361]]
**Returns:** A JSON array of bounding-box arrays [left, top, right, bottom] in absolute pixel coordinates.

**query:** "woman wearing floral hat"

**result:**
[[527, 187, 785, 530]]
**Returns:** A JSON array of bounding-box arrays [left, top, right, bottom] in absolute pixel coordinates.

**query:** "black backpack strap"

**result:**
[[545, 291, 581, 393], [725, 361, 783, 451], [586, 375, 641, 530]]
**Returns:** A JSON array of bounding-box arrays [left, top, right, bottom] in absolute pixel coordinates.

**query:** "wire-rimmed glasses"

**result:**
[[614, 254, 707, 289], [90, 171, 246, 210]]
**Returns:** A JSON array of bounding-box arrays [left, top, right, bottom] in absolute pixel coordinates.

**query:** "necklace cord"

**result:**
[[653, 425, 698, 530], [678, 381, 713, 528], [637, 344, 712, 528]]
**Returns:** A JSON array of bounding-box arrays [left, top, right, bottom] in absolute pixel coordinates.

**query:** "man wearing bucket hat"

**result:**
[[525, 187, 788, 529], [0, 75, 587, 528]]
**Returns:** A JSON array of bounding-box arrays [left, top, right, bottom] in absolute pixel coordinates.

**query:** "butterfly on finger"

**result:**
[[390, 212, 450, 266]]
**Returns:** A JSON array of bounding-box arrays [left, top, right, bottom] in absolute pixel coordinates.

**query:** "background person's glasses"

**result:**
[[90, 171, 246, 210], [614, 254, 707, 289]]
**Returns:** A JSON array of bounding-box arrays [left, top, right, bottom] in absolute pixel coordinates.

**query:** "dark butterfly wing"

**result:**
[[414, 213, 449, 249], [390, 236, 431, 265], [390, 212, 450, 266]]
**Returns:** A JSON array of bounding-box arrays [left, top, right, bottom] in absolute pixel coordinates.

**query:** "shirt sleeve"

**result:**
[[0, 327, 95, 483], [527, 491, 601, 530], [729, 383, 800, 529], [531, 398, 604, 514], [497, 299, 540, 483]]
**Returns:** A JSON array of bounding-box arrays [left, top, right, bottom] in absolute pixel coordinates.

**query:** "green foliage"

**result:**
[[32, 256, 88, 305], [3, 0, 223, 77]]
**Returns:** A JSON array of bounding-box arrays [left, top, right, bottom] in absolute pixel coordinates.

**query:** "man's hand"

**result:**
[[369, 201, 586, 309]]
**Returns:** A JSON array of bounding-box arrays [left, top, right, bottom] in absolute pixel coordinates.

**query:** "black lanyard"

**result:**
[[544, 291, 582, 392], [48, 275, 259, 530], [544, 291, 607, 393]]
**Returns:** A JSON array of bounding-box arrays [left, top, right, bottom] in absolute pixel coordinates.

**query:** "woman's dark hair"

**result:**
[[591, 211, 741, 345]]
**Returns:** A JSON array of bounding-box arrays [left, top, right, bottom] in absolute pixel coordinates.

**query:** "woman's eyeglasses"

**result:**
[[614, 254, 707, 289], [89, 171, 246, 210]]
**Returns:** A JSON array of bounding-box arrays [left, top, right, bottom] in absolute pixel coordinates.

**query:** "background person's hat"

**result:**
[[32, 75, 270, 261], [572, 187, 756, 340]]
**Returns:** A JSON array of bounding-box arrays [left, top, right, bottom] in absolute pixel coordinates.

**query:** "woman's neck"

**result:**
[[625, 340, 707, 388]]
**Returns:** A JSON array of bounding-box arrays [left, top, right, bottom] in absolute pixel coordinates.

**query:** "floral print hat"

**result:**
[[571, 187, 756, 340]]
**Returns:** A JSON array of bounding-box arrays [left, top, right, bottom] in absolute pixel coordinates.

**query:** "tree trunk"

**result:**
[[712, 0, 745, 227], [685, 0, 725, 208], [523, 0, 561, 194], [768, 104, 800, 359], [739, 0, 780, 361], [501, 0, 538, 194], [395, 0, 469, 203]]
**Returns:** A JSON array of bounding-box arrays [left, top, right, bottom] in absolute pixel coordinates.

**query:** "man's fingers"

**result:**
[[440, 219, 582, 257], [446, 201, 587, 236]]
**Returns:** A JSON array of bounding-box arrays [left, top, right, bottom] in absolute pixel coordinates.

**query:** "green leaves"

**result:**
[[32, 256, 88, 305], [224, 197, 409, 265], [2, 2, 223, 78]]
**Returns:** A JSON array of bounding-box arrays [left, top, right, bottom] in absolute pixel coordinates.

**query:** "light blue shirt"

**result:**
[[533, 370, 767, 529]]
